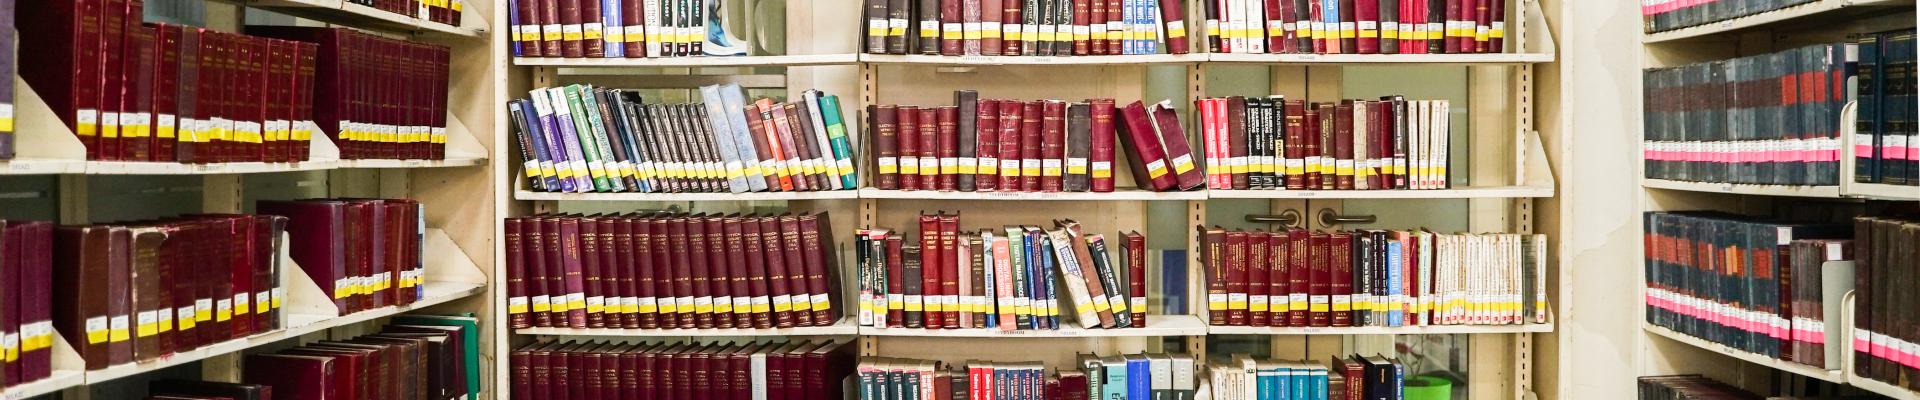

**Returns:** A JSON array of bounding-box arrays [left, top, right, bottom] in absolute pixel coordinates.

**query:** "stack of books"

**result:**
[[870, 93, 1204, 193], [1202, 0, 1513, 54], [855, 216, 1150, 331], [860, 0, 1194, 56], [857, 353, 1199, 400], [511, 340, 855, 399], [1196, 95, 1452, 190]]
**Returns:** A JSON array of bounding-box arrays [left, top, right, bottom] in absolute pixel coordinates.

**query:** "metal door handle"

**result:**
[[1317, 209, 1376, 226], [1243, 209, 1303, 228]]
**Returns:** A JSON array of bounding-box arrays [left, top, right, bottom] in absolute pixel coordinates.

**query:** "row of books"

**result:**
[[1640, 0, 1814, 33], [855, 217, 1151, 331], [857, 353, 1199, 400], [243, 315, 481, 400], [510, 340, 855, 400], [1199, 227, 1548, 327], [506, 0, 735, 58], [509, 85, 858, 194], [1641, 42, 1850, 186], [1197, 96, 1452, 191], [1202, 0, 1510, 55], [1852, 216, 1920, 389], [55, 214, 288, 371], [1636, 375, 1762, 400], [502, 213, 842, 330], [0, 221, 53, 390], [1211, 354, 1413, 400], [249, 27, 453, 161], [1642, 211, 1851, 367], [259, 198, 431, 315], [1855, 30, 1918, 187], [872, 95, 1205, 193], [353, 0, 466, 27], [860, 0, 1194, 56]]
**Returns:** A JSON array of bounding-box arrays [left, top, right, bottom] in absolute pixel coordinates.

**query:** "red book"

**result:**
[[1150, 102, 1207, 190], [1158, 0, 1192, 54], [1113, 101, 1176, 191], [1125, 231, 1147, 327], [777, 215, 816, 327], [1286, 229, 1308, 326], [1488, 0, 1505, 52], [1356, 0, 1379, 53], [940, 0, 962, 55], [579, 218, 607, 329], [16, 0, 104, 160], [937, 107, 960, 191], [721, 216, 752, 328], [897, 106, 922, 191], [1039, 101, 1067, 192], [1247, 231, 1271, 327], [982, 0, 1004, 55], [1224, 230, 1249, 326], [1088, 99, 1117, 192], [916, 108, 941, 191], [883, 236, 906, 327], [1308, 232, 1331, 327], [1000, 0, 1022, 55], [1018, 101, 1043, 192], [737, 216, 771, 329], [1106, 0, 1124, 52], [1199, 226, 1226, 325], [917, 214, 943, 329], [1330, 232, 1353, 327], [974, 100, 1001, 191], [1072, 0, 1092, 55], [1445, 0, 1462, 53], [1265, 231, 1288, 327], [1267, 0, 1289, 52], [758, 216, 797, 328], [937, 213, 961, 327], [1333, 101, 1355, 190], [996, 101, 1024, 192], [873, 105, 901, 190], [799, 213, 838, 325]]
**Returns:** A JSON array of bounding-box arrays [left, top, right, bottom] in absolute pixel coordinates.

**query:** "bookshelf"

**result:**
[[514, 317, 863, 338], [513, 53, 863, 67], [1209, 322, 1556, 335], [0, 0, 501, 397], [1632, 0, 1918, 395]]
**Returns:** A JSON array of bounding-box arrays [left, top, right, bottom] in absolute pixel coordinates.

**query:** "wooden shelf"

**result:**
[[516, 317, 860, 337], [1642, 324, 1845, 384], [1641, 179, 1843, 198], [3, 370, 84, 399], [85, 281, 484, 385], [858, 188, 1206, 201], [229, 0, 489, 38], [514, 54, 862, 67], [858, 315, 1208, 337], [860, 53, 1209, 66], [1642, 0, 1914, 43], [1210, 322, 1555, 335], [514, 189, 859, 201], [1208, 185, 1554, 199], [1207, 52, 1556, 64]]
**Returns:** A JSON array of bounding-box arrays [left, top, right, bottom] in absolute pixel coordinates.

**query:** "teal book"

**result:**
[[391, 314, 482, 396], [559, 86, 613, 191], [572, 86, 626, 192], [820, 94, 858, 188], [1102, 356, 1128, 400]]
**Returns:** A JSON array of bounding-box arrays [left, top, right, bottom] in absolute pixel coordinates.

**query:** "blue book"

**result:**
[[1322, 0, 1340, 51], [1261, 364, 1282, 400], [602, 0, 624, 57], [995, 368, 1009, 400], [1308, 366, 1328, 400], [1161, 250, 1186, 315], [1039, 236, 1059, 329], [1103, 356, 1128, 400], [1290, 364, 1309, 400], [1126, 355, 1150, 400], [1027, 231, 1047, 329], [1387, 241, 1404, 326], [507, 1, 523, 56]]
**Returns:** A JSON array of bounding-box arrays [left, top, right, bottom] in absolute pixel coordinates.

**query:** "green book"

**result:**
[[1004, 227, 1029, 330], [572, 86, 626, 192], [820, 94, 858, 189], [391, 314, 482, 397], [559, 86, 613, 191]]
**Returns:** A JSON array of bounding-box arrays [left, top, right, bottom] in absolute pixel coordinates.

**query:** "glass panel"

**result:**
[[0, 176, 59, 221]]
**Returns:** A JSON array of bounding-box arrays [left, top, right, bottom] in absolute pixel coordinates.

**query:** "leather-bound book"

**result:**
[[1332, 101, 1354, 190], [1018, 101, 1043, 192], [630, 216, 659, 329], [722, 215, 753, 328], [980, 0, 1004, 56], [1158, 0, 1192, 54], [1065, 228, 1115, 328], [0, 221, 19, 383], [152, 25, 180, 162], [1337, 0, 1359, 52], [544, 217, 575, 328], [688, 215, 721, 329], [1487, 0, 1504, 52], [772, 104, 813, 192], [16, 0, 103, 160], [558, 0, 585, 57], [967, 236, 988, 327], [1089, 0, 1109, 55], [917, 214, 942, 328], [707, 215, 741, 328], [915, 108, 941, 191], [1064, 103, 1092, 192], [243, 354, 337, 400], [1266, 0, 1288, 52], [996, 101, 1024, 192], [801, 213, 840, 325], [941, 0, 963, 55], [865, 0, 890, 53], [1282, 100, 1307, 189], [760, 216, 799, 328], [1071, 0, 1091, 55], [937, 106, 961, 191], [1029, 0, 1050, 56], [522, 218, 553, 328], [957, 92, 980, 192], [129, 227, 166, 361], [918, 0, 942, 54], [1247, 231, 1271, 327], [888, 0, 914, 53], [884, 236, 907, 327], [579, 218, 608, 328], [897, 106, 922, 191], [1227, 97, 1250, 189], [1114, 101, 1175, 191], [1285, 229, 1308, 326], [1198, 226, 1226, 325], [937, 213, 961, 327], [1308, 232, 1331, 327], [1001, 0, 1023, 56], [279, 347, 366, 400], [1265, 231, 1288, 326], [664, 216, 696, 328], [1124, 231, 1148, 327], [1223, 230, 1248, 326], [738, 216, 772, 329], [174, 27, 202, 163], [1039, 101, 1067, 192], [777, 215, 816, 327], [557, 217, 590, 328], [902, 241, 925, 329], [1149, 102, 1206, 190], [1330, 232, 1354, 327], [742, 102, 782, 191], [100, 227, 132, 365], [1088, 99, 1117, 192], [873, 105, 902, 190], [1355, 0, 1379, 53], [1053, 0, 1073, 55]]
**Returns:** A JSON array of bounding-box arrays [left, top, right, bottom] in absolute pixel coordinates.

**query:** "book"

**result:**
[[505, 212, 841, 330], [1199, 225, 1548, 327], [1644, 211, 1852, 363], [864, 353, 1193, 399], [864, 0, 1190, 55], [0, 221, 52, 386], [1642, 42, 1855, 187]]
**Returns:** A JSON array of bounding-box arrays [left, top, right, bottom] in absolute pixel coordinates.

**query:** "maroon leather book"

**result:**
[[936, 107, 960, 191], [542, 217, 573, 329], [280, 347, 364, 400], [652, 217, 681, 329], [1333, 101, 1355, 190], [873, 105, 900, 190], [760, 217, 798, 328], [722, 216, 753, 328], [99, 0, 128, 161], [937, 213, 961, 327], [523, 218, 553, 328], [799, 213, 839, 325], [619, 216, 646, 329], [666, 216, 696, 328], [1157, 0, 1192, 54], [896, 106, 922, 191], [1247, 231, 1270, 327], [1000, 0, 1022, 55], [778, 215, 816, 327], [1089, 99, 1117, 192], [506, 218, 530, 329], [16, 0, 103, 160], [739, 216, 773, 329], [940, 0, 962, 55], [243, 354, 338, 400], [1018, 102, 1043, 192], [1308, 232, 1331, 327], [1071, 0, 1091, 55], [995, 100, 1023, 193], [702, 215, 736, 329], [916, 108, 940, 191], [883, 236, 906, 327], [1, 221, 20, 383], [558, 217, 589, 328], [129, 226, 165, 361], [974, 100, 1000, 191], [1114, 101, 1176, 191], [152, 25, 180, 161], [1223, 230, 1248, 326], [1125, 231, 1148, 327], [1286, 229, 1308, 326], [1039, 101, 1066, 192], [684, 214, 716, 329], [918, 214, 942, 329], [1263, 231, 1286, 327], [1330, 232, 1354, 327], [579, 217, 607, 329], [1283, 100, 1307, 190], [1150, 102, 1206, 191], [1227, 97, 1250, 189], [557, 0, 584, 57]]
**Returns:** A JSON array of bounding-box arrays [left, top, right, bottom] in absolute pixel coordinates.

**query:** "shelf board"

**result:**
[[1206, 52, 1556, 64], [860, 53, 1210, 66], [1208, 185, 1554, 199], [858, 188, 1206, 201], [1848, 374, 1920, 400], [4, 370, 84, 399], [1641, 179, 1843, 198], [517, 317, 860, 337], [1642, 324, 1845, 384], [1642, 0, 1915, 43], [83, 281, 484, 386], [336, 156, 488, 169], [81, 161, 339, 175], [237, 0, 488, 38], [1842, 181, 1920, 201], [858, 315, 1208, 337], [514, 189, 859, 201], [0, 159, 87, 175], [514, 54, 862, 67], [1209, 322, 1554, 335]]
